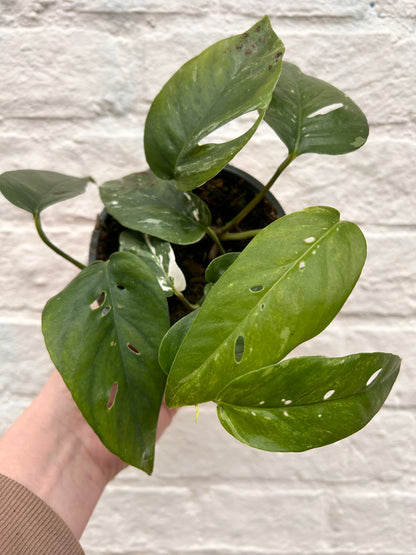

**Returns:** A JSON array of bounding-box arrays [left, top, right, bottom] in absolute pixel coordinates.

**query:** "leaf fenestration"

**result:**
[[264, 62, 369, 156], [166, 207, 367, 407], [42, 251, 170, 474], [144, 16, 285, 190]]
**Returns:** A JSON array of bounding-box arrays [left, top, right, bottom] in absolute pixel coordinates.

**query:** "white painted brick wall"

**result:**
[[0, 1, 415, 553]]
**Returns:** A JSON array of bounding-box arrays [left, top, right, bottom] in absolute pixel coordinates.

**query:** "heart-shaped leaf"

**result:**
[[205, 252, 240, 283], [158, 309, 199, 375], [144, 16, 284, 190], [100, 171, 211, 245], [119, 230, 186, 296], [264, 62, 369, 156], [0, 169, 91, 215], [217, 353, 401, 451], [42, 251, 169, 474], [166, 207, 366, 407]]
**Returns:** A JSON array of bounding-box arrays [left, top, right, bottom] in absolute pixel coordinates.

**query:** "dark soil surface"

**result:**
[[90, 167, 282, 324]]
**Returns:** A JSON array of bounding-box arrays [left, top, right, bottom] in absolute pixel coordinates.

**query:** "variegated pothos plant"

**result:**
[[0, 16, 400, 474]]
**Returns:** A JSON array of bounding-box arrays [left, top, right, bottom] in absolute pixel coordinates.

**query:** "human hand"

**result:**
[[0, 369, 177, 539]]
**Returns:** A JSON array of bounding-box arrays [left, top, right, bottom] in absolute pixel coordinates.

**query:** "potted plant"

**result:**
[[0, 16, 400, 475]]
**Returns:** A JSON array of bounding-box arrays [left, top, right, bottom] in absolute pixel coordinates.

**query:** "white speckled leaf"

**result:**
[[144, 16, 284, 190], [100, 171, 211, 245], [119, 230, 186, 296], [264, 62, 369, 156], [217, 353, 400, 451], [166, 207, 367, 407]]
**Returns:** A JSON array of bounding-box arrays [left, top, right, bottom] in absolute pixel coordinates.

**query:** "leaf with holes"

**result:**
[[264, 62, 369, 156], [205, 252, 240, 283], [216, 353, 401, 451], [100, 171, 211, 245], [0, 169, 91, 216], [158, 310, 199, 375], [165, 206, 367, 407], [144, 16, 284, 190], [119, 230, 186, 296], [42, 251, 169, 474]]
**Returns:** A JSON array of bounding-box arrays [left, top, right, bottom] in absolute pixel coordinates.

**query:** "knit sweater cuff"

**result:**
[[0, 473, 84, 554]]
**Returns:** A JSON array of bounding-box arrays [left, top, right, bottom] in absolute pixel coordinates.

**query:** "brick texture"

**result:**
[[0, 1, 414, 553]]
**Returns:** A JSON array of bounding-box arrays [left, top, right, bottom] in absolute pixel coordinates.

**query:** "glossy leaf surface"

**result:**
[[158, 310, 199, 375], [42, 251, 169, 474], [144, 16, 284, 190], [0, 169, 90, 215], [166, 207, 366, 407], [100, 171, 211, 244], [217, 353, 401, 451], [119, 230, 186, 296], [264, 62, 369, 156], [205, 252, 240, 283]]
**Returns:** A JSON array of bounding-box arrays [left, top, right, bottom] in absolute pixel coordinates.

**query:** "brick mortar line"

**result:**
[[0, 16, 411, 35], [103, 480, 416, 494]]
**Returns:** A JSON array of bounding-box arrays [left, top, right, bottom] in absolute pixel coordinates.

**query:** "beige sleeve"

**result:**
[[0, 473, 84, 554]]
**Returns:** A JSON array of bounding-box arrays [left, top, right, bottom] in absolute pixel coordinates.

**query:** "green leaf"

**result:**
[[166, 207, 366, 407], [205, 252, 240, 283], [119, 230, 186, 296], [217, 353, 401, 451], [144, 16, 284, 190], [264, 62, 369, 156], [158, 310, 199, 375], [100, 171, 211, 245], [42, 251, 169, 474], [0, 169, 90, 216]]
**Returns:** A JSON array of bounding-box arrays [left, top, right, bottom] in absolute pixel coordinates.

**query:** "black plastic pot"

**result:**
[[89, 165, 284, 264], [221, 164, 285, 217], [89, 166, 284, 322]]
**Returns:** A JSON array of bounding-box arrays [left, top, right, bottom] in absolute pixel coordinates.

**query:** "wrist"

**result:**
[[0, 370, 125, 539], [0, 369, 176, 540], [48, 370, 127, 484]]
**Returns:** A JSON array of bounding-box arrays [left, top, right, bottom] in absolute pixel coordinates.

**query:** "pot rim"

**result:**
[[223, 164, 285, 218], [88, 165, 285, 264]]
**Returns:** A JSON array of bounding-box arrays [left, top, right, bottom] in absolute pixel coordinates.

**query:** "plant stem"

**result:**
[[220, 229, 262, 241], [34, 213, 86, 270], [220, 152, 295, 233], [206, 226, 226, 254], [173, 288, 198, 311]]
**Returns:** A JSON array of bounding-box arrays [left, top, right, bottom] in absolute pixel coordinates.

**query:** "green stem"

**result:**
[[220, 152, 295, 233], [220, 229, 262, 241], [173, 288, 198, 311], [34, 213, 86, 270], [206, 226, 226, 254]]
